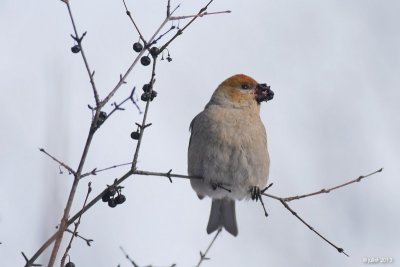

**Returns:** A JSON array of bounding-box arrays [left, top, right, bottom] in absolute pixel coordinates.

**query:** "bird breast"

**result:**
[[188, 104, 270, 200]]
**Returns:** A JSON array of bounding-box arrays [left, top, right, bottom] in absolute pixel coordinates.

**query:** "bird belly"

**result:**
[[189, 108, 269, 200]]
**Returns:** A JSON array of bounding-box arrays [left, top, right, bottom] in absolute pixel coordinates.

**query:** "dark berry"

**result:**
[[108, 198, 117, 208], [166, 56, 172, 62], [107, 185, 117, 196], [140, 56, 151, 66], [65, 262, 76, 267], [130, 131, 140, 140], [150, 90, 158, 100], [71, 45, 81, 54], [102, 193, 110, 202], [142, 84, 151, 92], [141, 92, 151, 102], [132, 42, 143, 52], [149, 47, 159, 57], [99, 111, 107, 120], [115, 194, 126, 204]]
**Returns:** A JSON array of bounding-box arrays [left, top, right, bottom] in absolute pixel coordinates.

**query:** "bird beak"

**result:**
[[255, 83, 274, 103]]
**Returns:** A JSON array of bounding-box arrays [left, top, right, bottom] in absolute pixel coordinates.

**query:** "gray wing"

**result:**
[[188, 114, 198, 150]]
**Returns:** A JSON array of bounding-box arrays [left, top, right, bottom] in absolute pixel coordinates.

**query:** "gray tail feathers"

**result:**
[[207, 198, 238, 236]]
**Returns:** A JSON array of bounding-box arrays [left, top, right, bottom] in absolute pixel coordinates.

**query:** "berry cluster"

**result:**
[[140, 83, 157, 102], [102, 184, 126, 208], [132, 41, 152, 66], [132, 41, 172, 66]]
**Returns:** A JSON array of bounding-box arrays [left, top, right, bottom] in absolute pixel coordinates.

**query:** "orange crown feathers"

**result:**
[[220, 74, 257, 88]]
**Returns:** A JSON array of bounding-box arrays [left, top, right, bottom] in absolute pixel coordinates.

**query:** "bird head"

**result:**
[[210, 74, 274, 108]]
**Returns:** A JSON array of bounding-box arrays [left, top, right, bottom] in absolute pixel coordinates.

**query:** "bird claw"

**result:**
[[251, 183, 273, 201], [250, 186, 261, 201], [211, 182, 232, 192]]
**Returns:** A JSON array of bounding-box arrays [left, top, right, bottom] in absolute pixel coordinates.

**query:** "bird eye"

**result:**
[[241, 83, 250, 90]]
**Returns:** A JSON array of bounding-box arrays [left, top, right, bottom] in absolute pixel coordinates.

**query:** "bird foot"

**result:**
[[211, 182, 232, 193], [250, 186, 261, 201], [250, 183, 274, 201]]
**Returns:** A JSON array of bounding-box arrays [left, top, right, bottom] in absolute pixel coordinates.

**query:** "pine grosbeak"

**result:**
[[188, 74, 274, 236]]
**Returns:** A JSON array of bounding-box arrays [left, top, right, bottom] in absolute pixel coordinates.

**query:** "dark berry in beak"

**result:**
[[255, 83, 274, 103]]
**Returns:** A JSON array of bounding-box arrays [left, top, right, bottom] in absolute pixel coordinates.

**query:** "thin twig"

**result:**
[[167, 0, 171, 17], [279, 199, 349, 256], [133, 168, 382, 257], [133, 169, 202, 180], [170, 10, 231, 20], [46, 3, 105, 265], [21, 252, 42, 267], [120, 246, 139, 267], [39, 148, 76, 176], [196, 228, 222, 267], [65, 1, 100, 105], [61, 182, 93, 266], [65, 229, 93, 246], [131, 56, 158, 170], [282, 168, 383, 202], [46, 112, 99, 267], [25, 170, 133, 267], [100, 7, 172, 107], [159, 0, 214, 54], [28, 1, 222, 265], [81, 162, 132, 178], [122, 0, 147, 45], [120, 246, 177, 267]]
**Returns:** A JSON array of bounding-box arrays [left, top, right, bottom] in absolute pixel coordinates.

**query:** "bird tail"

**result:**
[[207, 198, 238, 236]]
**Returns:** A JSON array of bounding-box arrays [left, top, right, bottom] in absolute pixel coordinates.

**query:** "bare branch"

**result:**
[[65, 1, 100, 105], [81, 162, 132, 178], [282, 168, 383, 202], [166, 0, 171, 17], [133, 169, 202, 180], [131, 56, 158, 170], [25, 171, 133, 266], [196, 228, 222, 267], [122, 0, 147, 45], [39, 148, 76, 176], [170, 10, 231, 20], [65, 229, 93, 246], [120, 246, 139, 267], [21, 252, 42, 267], [159, 0, 214, 54], [279, 199, 349, 256], [61, 182, 93, 266]]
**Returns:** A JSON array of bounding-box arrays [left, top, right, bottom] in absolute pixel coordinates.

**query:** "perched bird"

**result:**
[[188, 74, 274, 236]]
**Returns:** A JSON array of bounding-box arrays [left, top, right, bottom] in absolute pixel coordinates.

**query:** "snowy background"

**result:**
[[1, 0, 399, 266]]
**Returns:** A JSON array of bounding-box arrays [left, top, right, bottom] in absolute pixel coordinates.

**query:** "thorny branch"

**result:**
[[39, 148, 76, 176], [281, 168, 383, 202], [159, 0, 214, 54], [29, 0, 376, 265], [196, 228, 222, 267], [120, 246, 177, 267], [65, 1, 99, 105], [25, 170, 133, 267], [81, 162, 132, 178], [27, 0, 222, 265], [170, 10, 231, 20], [120, 246, 139, 267], [61, 182, 92, 266], [132, 168, 383, 257], [65, 229, 93, 247], [122, 0, 147, 45], [131, 52, 158, 170]]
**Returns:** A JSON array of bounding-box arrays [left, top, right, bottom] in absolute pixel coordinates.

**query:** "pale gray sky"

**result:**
[[1, 0, 399, 266]]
